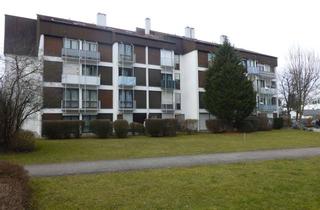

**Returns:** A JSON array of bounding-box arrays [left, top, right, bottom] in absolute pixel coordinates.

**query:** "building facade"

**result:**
[[4, 14, 278, 135]]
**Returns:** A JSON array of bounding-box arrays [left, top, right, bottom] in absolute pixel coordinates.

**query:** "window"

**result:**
[[271, 97, 277, 105], [119, 43, 133, 57], [271, 81, 276, 89], [174, 55, 180, 69], [82, 90, 98, 108], [161, 74, 173, 81], [64, 89, 79, 108], [175, 73, 180, 89], [119, 90, 133, 108], [119, 68, 133, 76], [64, 38, 79, 50], [82, 65, 98, 76], [83, 41, 97, 51], [208, 53, 215, 64], [161, 49, 174, 66], [260, 80, 265, 88], [259, 97, 265, 105], [175, 93, 181, 110]]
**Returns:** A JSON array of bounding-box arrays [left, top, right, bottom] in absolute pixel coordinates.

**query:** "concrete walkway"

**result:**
[[25, 147, 320, 177]]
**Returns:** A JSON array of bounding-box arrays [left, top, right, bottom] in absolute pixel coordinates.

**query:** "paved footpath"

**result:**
[[25, 147, 320, 177]]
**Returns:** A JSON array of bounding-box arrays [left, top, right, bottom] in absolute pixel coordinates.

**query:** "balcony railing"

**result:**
[[118, 54, 136, 66], [61, 48, 100, 61], [61, 100, 101, 111], [257, 104, 277, 112], [61, 100, 79, 110], [259, 87, 277, 95], [161, 103, 175, 113], [161, 79, 175, 89], [119, 100, 136, 112], [61, 74, 100, 86], [247, 66, 275, 78], [82, 101, 100, 110], [118, 76, 136, 87]]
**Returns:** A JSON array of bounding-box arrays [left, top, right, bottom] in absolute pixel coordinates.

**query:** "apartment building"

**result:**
[[4, 14, 278, 134]]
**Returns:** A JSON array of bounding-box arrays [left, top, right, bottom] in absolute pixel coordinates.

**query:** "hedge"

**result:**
[[273, 117, 284, 129], [130, 122, 145, 135], [206, 119, 229, 133], [42, 120, 84, 139], [145, 118, 177, 137], [182, 119, 198, 134], [0, 161, 31, 209], [9, 130, 35, 152], [90, 120, 113, 138], [114, 119, 129, 138]]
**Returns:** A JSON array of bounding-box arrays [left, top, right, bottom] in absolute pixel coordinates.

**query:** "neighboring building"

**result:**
[[4, 14, 278, 134]]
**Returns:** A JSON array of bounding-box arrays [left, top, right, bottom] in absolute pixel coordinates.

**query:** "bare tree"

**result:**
[[284, 47, 320, 126], [0, 54, 42, 150]]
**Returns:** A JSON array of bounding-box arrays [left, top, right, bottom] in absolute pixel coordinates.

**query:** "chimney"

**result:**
[[145, 18, 151, 35], [185, 26, 191, 38], [190, 27, 195, 39], [220, 35, 228, 44], [97, 13, 106, 27]]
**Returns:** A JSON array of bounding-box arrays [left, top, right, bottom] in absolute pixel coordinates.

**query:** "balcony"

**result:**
[[61, 48, 100, 61], [61, 100, 101, 111], [161, 103, 175, 113], [119, 100, 136, 112], [118, 54, 135, 67], [247, 66, 275, 78], [161, 79, 175, 89], [118, 76, 136, 87], [259, 87, 277, 95], [82, 101, 101, 111], [61, 100, 79, 111], [61, 74, 100, 86], [257, 104, 278, 112]]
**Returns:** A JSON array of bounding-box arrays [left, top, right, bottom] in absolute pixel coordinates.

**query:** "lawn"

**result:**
[[1, 129, 320, 165], [31, 156, 320, 210]]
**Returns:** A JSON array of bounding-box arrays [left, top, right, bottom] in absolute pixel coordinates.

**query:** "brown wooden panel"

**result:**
[[42, 113, 63, 120], [134, 45, 145, 64], [99, 90, 113, 108], [135, 68, 146, 86], [148, 47, 160, 65], [148, 69, 161, 87], [99, 66, 112, 85], [43, 61, 62, 82], [198, 51, 208, 68], [100, 43, 112, 62], [44, 36, 62, 57], [149, 91, 161, 109], [198, 71, 206, 88], [134, 90, 146, 109], [43, 87, 63, 108], [199, 92, 205, 109]]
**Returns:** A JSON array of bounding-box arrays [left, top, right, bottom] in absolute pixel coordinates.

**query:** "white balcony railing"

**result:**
[[258, 104, 278, 112], [61, 48, 100, 61], [118, 76, 136, 87], [61, 74, 100, 86], [259, 87, 277, 95], [247, 66, 275, 78]]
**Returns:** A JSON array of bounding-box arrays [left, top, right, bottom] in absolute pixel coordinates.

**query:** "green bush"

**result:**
[[0, 161, 31, 209], [90, 120, 113, 138], [42, 120, 83, 139], [145, 119, 165, 137], [273, 117, 284, 129], [114, 119, 129, 138], [183, 119, 198, 134], [206, 119, 226, 133], [130, 122, 145, 135], [237, 120, 256, 133], [257, 116, 272, 131], [9, 130, 35, 152], [163, 119, 178, 137]]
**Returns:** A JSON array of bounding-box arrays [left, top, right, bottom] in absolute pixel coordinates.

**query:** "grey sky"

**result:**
[[1, 0, 320, 70]]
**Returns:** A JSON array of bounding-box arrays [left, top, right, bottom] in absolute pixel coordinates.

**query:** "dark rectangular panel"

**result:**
[[100, 43, 112, 62], [133, 113, 146, 123], [42, 113, 63, 120], [149, 91, 161, 109], [199, 92, 205, 109], [43, 61, 62, 82], [198, 71, 206, 88], [44, 36, 62, 57], [198, 51, 208, 68], [97, 113, 113, 121], [99, 66, 112, 85], [148, 47, 160, 65], [134, 90, 146, 109], [148, 69, 161, 87], [43, 87, 63, 108], [134, 45, 145, 64], [135, 68, 146, 86], [99, 90, 113, 108]]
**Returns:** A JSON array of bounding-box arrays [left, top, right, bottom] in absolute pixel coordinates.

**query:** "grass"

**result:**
[[1, 129, 320, 165], [31, 156, 320, 209]]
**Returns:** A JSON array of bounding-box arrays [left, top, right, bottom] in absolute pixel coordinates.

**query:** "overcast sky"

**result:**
[[1, 0, 320, 71]]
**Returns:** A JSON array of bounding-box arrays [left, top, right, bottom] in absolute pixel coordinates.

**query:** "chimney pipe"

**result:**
[[190, 27, 195, 39], [97, 13, 106, 27], [145, 18, 151, 35], [185, 26, 191, 38]]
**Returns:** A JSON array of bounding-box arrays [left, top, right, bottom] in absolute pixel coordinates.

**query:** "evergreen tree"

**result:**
[[203, 39, 256, 127]]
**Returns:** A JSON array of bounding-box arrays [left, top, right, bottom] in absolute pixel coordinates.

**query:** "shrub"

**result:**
[[257, 116, 272, 131], [130, 122, 145, 135], [163, 119, 178, 137], [42, 120, 84, 139], [90, 120, 113, 138], [145, 119, 165, 137], [114, 119, 129, 138], [182, 119, 198, 134], [237, 120, 256, 133], [0, 161, 31, 209], [206, 119, 226, 133], [273, 118, 284, 129], [9, 130, 35, 152]]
